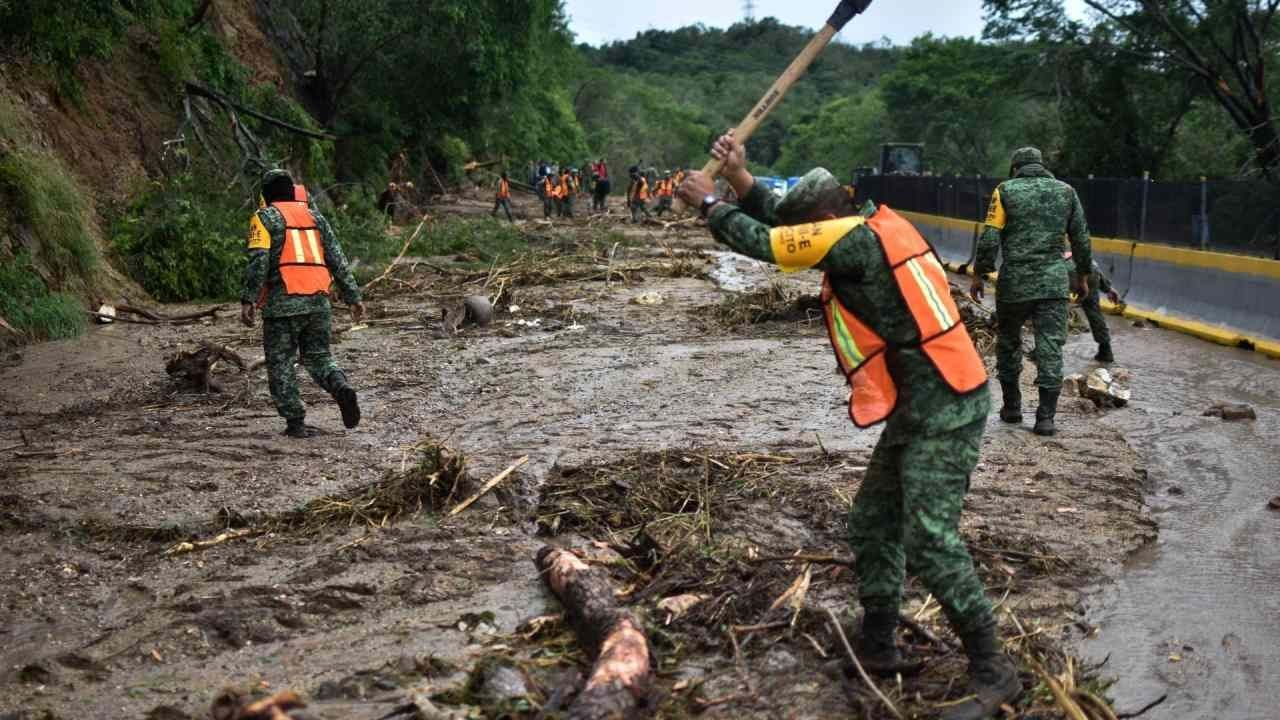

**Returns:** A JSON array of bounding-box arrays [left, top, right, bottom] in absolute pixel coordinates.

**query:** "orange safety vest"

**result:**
[[272, 201, 332, 298], [821, 206, 987, 428], [632, 178, 649, 202], [293, 184, 309, 203], [542, 176, 556, 198], [656, 179, 673, 198], [497, 178, 510, 199], [560, 175, 573, 198]]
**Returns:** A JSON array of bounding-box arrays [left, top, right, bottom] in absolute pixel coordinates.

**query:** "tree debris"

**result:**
[[165, 342, 249, 393], [210, 689, 307, 720], [448, 455, 528, 516], [1204, 402, 1257, 421], [534, 546, 654, 720]]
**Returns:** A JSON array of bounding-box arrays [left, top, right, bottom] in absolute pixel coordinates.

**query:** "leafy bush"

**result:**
[[329, 187, 403, 267], [0, 252, 86, 340], [111, 173, 246, 302], [413, 217, 526, 263]]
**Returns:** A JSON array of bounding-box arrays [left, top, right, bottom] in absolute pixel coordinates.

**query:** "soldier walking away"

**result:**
[[627, 166, 652, 223], [1073, 259, 1119, 362], [653, 172, 675, 217], [558, 167, 576, 218], [540, 173, 557, 219], [592, 158, 612, 213], [677, 132, 1020, 720], [241, 169, 365, 438], [492, 171, 514, 222], [971, 147, 1093, 437]]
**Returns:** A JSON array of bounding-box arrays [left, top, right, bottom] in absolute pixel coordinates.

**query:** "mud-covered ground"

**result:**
[[0, 191, 1154, 719]]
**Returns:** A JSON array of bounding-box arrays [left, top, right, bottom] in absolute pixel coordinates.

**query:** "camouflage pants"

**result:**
[[630, 200, 651, 223], [492, 198, 512, 222], [654, 197, 673, 217], [850, 419, 994, 636], [263, 311, 341, 421], [560, 196, 574, 218], [543, 196, 554, 219], [996, 299, 1068, 391]]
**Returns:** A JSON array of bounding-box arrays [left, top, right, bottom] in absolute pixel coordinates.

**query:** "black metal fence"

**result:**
[[856, 174, 1280, 258]]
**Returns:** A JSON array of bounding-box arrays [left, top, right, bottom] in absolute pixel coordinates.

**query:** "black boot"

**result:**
[[999, 382, 1022, 424], [851, 609, 925, 676], [1033, 388, 1060, 437], [1094, 343, 1114, 363], [940, 627, 1021, 720], [283, 418, 320, 438], [326, 371, 361, 429]]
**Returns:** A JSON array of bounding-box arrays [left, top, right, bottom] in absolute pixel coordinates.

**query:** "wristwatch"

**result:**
[[700, 194, 721, 218]]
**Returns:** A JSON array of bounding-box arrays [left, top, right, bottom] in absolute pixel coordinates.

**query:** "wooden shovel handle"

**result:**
[[701, 24, 838, 179]]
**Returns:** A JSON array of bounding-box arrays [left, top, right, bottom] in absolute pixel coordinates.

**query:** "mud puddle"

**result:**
[[1076, 320, 1280, 719]]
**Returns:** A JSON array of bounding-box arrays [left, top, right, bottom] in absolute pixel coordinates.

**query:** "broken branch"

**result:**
[[827, 607, 904, 720], [534, 546, 653, 720], [185, 82, 335, 141], [448, 455, 528, 516], [362, 214, 432, 292]]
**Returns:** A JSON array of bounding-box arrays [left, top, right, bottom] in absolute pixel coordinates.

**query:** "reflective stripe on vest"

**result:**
[[821, 204, 987, 428], [272, 201, 332, 297]]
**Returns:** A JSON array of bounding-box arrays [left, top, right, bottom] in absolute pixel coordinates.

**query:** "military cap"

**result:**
[[261, 168, 293, 191], [1010, 147, 1043, 170], [775, 167, 842, 222]]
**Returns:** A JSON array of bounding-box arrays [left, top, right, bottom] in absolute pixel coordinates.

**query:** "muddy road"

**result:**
[[1, 194, 1154, 719], [1078, 321, 1280, 720]]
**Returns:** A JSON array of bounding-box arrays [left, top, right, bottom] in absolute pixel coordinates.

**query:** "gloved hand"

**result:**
[[240, 302, 256, 328]]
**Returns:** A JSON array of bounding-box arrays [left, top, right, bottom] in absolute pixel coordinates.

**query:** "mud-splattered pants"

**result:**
[[263, 311, 342, 421]]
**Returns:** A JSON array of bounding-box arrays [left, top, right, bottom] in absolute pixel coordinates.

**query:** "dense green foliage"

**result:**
[[6, 0, 1278, 325], [0, 253, 87, 340], [110, 173, 246, 302]]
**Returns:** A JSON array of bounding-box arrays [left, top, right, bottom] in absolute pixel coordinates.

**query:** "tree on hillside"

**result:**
[[284, 0, 585, 178], [775, 91, 888, 177], [880, 36, 1024, 174], [987, 0, 1280, 178]]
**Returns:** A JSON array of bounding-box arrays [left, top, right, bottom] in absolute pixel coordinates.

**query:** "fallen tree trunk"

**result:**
[[117, 303, 224, 324], [535, 546, 653, 720]]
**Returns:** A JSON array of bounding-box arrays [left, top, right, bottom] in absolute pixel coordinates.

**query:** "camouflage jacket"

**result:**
[[241, 205, 362, 318], [975, 164, 1092, 303], [708, 183, 990, 445]]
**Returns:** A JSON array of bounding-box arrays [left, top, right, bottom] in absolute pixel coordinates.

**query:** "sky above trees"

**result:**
[[563, 0, 1089, 46]]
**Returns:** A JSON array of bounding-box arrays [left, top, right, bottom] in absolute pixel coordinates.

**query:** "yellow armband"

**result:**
[[247, 214, 270, 250], [769, 216, 866, 272], [984, 188, 1006, 230]]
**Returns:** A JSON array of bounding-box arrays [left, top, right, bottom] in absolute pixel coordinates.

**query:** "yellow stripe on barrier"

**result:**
[[938, 259, 1280, 361], [903, 209, 1280, 280]]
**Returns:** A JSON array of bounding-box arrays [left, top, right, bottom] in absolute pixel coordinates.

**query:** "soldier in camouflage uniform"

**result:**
[[1072, 260, 1118, 362], [972, 147, 1092, 436], [677, 132, 1020, 720], [241, 169, 365, 438]]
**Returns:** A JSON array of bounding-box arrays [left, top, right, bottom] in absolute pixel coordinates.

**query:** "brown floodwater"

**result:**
[[1077, 320, 1280, 719]]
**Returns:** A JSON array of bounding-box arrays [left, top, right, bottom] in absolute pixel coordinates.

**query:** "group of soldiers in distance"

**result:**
[[490, 159, 691, 223]]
